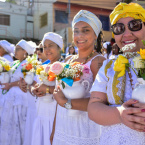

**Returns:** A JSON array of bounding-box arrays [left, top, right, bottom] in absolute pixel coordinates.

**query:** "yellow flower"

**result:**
[[137, 49, 145, 59], [36, 67, 43, 75], [113, 55, 129, 77], [133, 55, 145, 68], [4, 65, 10, 71]]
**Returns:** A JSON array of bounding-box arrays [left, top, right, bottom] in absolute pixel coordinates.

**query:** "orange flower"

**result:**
[[71, 62, 81, 66], [47, 71, 56, 81], [73, 77, 80, 81], [47, 76, 55, 81], [26, 64, 33, 71], [49, 71, 56, 77]]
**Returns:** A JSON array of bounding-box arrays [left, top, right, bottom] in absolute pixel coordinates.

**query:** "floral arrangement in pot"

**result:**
[[21, 54, 41, 89], [50, 61, 90, 115], [0, 58, 11, 84], [113, 40, 145, 103], [132, 40, 145, 103], [36, 64, 56, 102], [36, 64, 56, 86]]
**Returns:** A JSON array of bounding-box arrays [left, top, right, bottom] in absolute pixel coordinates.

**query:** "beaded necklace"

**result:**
[[69, 50, 95, 64]]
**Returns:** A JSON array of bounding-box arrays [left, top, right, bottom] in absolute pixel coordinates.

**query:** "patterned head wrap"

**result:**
[[42, 32, 63, 49], [72, 10, 102, 37], [110, 3, 145, 25]]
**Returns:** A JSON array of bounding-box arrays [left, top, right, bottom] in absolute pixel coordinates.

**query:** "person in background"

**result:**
[[36, 42, 48, 63], [31, 32, 64, 145], [66, 45, 77, 57], [0, 40, 15, 62], [65, 43, 78, 54], [110, 38, 115, 46], [0, 39, 36, 145], [102, 41, 112, 59]]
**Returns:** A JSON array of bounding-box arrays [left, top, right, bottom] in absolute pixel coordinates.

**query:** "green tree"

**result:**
[[124, 0, 132, 3], [6, 0, 16, 4]]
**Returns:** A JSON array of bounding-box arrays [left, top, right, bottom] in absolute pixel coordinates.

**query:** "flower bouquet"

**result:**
[[131, 40, 145, 103], [113, 41, 145, 103], [21, 54, 41, 90], [50, 61, 90, 115], [0, 58, 11, 84], [36, 64, 56, 102]]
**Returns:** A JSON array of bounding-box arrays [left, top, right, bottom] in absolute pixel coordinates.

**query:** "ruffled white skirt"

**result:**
[[31, 96, 57, 145], [100, 124, 145, 145], [53, 105, 101, 145]]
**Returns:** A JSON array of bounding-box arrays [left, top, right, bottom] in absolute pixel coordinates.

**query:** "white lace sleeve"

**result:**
[[90, 60, 109, 93]]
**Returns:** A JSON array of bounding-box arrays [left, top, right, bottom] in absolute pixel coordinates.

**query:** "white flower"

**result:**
[[122, 43, 136, 52], [133, 56, 144, 68], [0, 63, 3, 72]]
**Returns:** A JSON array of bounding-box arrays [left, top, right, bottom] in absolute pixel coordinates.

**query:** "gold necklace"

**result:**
[[81, 50, 95, 64]]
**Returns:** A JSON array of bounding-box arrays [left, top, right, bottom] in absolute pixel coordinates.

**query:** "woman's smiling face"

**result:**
[[73, 21, 97, 51], [114, 17, 145, 52]]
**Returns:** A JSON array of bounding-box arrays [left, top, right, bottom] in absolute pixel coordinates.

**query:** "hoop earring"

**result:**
[[24, 53, 27, 58]]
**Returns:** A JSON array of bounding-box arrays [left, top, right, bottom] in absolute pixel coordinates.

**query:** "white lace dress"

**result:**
[[0, 55, 13, 116], [3, 54, 13, 62], [91, 58, 145, 145], [0, 60, 36, 145], [31, 79, 57, 145], [53, 56, 101, 145]]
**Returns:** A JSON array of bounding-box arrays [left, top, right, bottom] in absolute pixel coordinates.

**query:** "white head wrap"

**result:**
[[72, 10, 102, 37], [0, 40, 15, 56], [16, 39, 36, 55], [42, 32, 63, 49], [103, 42, 111, 49]]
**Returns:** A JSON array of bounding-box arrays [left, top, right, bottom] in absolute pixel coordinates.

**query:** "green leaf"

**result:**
[[61, 81, 65, 89], [142, 40, 145, 46]]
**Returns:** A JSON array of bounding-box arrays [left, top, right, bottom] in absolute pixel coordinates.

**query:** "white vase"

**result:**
[[60, 80, 90, 116], [0, 72, 10, 84], [24, 72, 34, 85], [132, 78, 145, 103], [40, 80, 55, 103]]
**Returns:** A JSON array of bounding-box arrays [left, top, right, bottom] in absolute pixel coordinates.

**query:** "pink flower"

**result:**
[[44, 66, 50, 73], [22, 63, 26, 66], [82, 65, 89, 74], [50, 62, 64, 75]]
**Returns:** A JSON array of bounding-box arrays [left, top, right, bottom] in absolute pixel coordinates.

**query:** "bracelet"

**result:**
[[46, 86, 50, 94], [9, 83, 11, 87]]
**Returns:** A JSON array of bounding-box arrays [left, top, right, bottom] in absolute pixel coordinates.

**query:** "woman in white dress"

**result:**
[[52, 10, 105, 145], [88, 2, 145, 145], [0, 39, 36, 145], [0, 40, 15, 116], [0, 40, 15, 62], [31, 32, 64, 145]]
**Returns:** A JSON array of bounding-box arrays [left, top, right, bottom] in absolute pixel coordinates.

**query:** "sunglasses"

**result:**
[[111, 19, 144, 35], [36, 47, 43, 53]]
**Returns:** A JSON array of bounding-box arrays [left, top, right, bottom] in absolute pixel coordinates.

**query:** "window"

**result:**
[[40, 13, 47, 28], [55, 10, 68, 24], [99, 15, 109, 31], [0, 14, 10, 26]]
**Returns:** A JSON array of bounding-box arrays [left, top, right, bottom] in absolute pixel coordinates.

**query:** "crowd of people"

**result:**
[[0, 2, 145, 145]]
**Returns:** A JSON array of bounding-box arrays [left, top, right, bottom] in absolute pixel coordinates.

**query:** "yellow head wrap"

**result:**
[[110, 3, 145, 25]]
